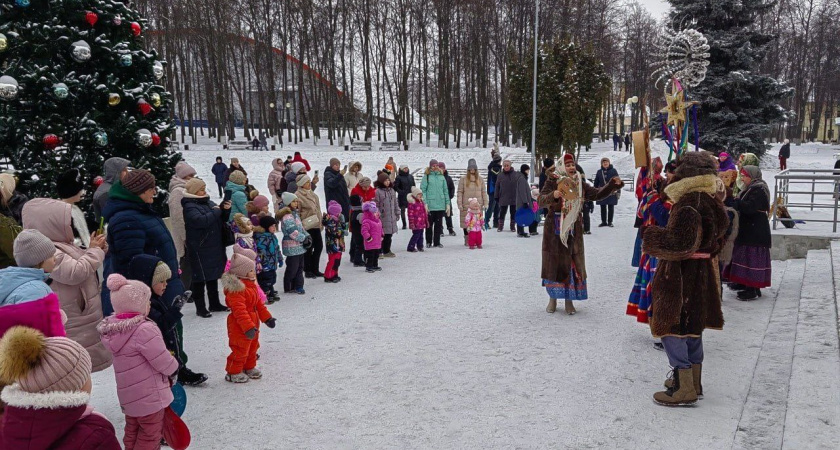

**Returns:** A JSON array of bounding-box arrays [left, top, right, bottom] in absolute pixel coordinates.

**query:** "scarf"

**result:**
[[558, 174, 583, 247]]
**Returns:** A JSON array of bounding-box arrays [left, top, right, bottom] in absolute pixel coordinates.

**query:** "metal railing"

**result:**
[[773, 169, 840, 232]]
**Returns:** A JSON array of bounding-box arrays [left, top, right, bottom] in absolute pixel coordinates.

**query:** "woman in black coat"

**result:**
[[594, 157, 620, 227], [181, 178, 230, 317], [723, 165, 772, 300], [394, 165, 415, 230]]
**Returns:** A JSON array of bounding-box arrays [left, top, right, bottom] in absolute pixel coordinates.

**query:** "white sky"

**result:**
[[641, 0, 671, 18]]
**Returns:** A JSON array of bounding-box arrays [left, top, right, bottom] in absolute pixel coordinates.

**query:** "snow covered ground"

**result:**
[[87, 139, 836, 448]]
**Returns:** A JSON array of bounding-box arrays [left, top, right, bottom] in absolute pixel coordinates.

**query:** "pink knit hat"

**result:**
[[327, 200, 342, 217], [229, 249, 256, 278], [253, 195, 270, 209], [0, 326, 91, 393], [107, 274, 151, 315], [174, 161, 196, 179]]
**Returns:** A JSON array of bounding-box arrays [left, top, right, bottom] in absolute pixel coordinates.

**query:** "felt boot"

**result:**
[[546, 298, 557, 313], [564, 300, 576, 315], [664, 364, 703, 397], [654, 368, 698, 406]]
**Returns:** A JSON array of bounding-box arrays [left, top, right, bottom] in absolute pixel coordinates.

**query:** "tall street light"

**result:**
[[529, 0, 540, 183]]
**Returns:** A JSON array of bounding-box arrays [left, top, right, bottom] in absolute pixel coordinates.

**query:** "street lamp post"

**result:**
[[626, 96, 638, 132], [529, 0, 540, 183]]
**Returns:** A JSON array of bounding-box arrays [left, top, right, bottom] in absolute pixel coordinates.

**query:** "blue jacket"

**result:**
[[594, 165, 620, 206], [182, 196, 228, 282], [211, 162, 228, 186], [101, 196, 184, 316], [254, 231, 281, 271], [0, 267, 52, 306], [126, 254, 183, 364], [224, 181, 248, 220], [487, 159, 501, 195]]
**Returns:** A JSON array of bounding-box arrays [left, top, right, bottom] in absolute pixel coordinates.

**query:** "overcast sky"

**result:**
[[641, 0, 671, 18]]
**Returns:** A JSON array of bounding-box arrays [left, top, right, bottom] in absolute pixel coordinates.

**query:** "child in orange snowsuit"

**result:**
[[221, 248, 276, 383]]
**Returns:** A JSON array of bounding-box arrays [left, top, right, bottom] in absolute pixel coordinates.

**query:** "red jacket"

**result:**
[[1, 385, 120, 450], [350, 185, 375, 203]]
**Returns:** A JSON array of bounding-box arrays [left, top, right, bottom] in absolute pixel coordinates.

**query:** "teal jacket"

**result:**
[[421, 171, 449, 212], [224, 181, 248, 220]]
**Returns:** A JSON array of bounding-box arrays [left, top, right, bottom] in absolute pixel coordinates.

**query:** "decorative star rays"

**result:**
[[659, 80, 700, 161]]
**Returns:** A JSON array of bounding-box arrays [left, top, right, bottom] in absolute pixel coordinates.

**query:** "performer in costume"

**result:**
[[539, 153, 623, 315]]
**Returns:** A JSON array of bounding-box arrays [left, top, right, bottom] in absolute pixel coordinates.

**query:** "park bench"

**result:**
[[348, 141, 373, 151], [380, 141, 404, 151]]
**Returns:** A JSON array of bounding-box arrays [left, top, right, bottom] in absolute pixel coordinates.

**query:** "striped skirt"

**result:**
[[626, 252, 657, 323], [543, 264, 588, 301], [723, 244, 772, 288]]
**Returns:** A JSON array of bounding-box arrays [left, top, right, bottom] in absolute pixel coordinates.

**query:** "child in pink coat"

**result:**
[[465, 198, 484, 249], [360, 201, 384, 273], [98, 274, 179, 450], [406, 187, 428, 252]]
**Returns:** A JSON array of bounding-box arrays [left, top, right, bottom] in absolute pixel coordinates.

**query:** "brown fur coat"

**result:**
[[643, 157, 729, 338], [539, 174, 620, 283]]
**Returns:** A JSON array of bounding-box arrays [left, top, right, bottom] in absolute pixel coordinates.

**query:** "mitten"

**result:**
[[244, 328, 257, 340], [172, 291, 191, 311], [265, 318, 277, 329]]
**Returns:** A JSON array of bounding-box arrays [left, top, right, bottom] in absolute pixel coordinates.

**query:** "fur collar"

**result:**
[[221, 272, 246, 292], [277, 206, 292, 218], [664, 174, 718, 203], [182, 192, 208, 199], [97, 314, 146, 335], [1, 384, 90, 409]]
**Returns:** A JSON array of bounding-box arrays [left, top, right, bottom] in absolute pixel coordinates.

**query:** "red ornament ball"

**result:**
[[93, 176, 104, 188], [130, 22, 141, 37], [43, 134, 61, 149], [151, 133, 161, 146], [138, 99, 152, 116], [85, 11, 98, 26]]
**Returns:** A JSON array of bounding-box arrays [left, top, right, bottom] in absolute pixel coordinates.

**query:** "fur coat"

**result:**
[[643, 154, 728, 338]]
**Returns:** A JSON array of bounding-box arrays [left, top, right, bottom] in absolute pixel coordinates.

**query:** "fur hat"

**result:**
[[107, 274, 151, 315], [296, 174, 311, 187], [362, 201, 378, 214], [56, 169, 84, 199], [229, 250, 256, 278], [327, 200, 342, 217], [411, 186, 422, 198], [233, 213, 253, 234], [375, 172, 390, 187], [248, 189, 260, 201], [152, 261, 171, 286], [185, 178, 207, 196], [123, 169, 155, 195], [468, 197, 480, 212], [259, 215, 277, 230], [253, 195, 270, 209], [228, 170, 247, 185], [467, 159, 478, 171], [280, 192, 297, 207], [13, 229, 55, 268], [674, 152, 718, 180], [174, 161, 196, 180], [0, 173, 16, 203], [358, 177, 372, 188], [0, 326, 91, 394], [290, 162, 306, 174]]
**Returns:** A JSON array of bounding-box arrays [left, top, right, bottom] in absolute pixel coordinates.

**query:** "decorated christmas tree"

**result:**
[[0, 0, 179, 200]]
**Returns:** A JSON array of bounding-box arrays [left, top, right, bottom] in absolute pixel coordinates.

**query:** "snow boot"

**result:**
[[546, 298, 557, 313], [564, 300, 576, 315], [727, 282, 747, 291], [737, 287, 761, 301], [383, 252, 396, 258], [664, 364, 703, 397], [654, 368, 698, 406], [225, 373, 249, 383], [244, 368, 263, 379], [448, 230, 457, 237], [178, 367, 208, 386]]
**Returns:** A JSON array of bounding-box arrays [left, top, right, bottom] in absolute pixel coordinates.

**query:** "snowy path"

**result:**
[[89, 196, 781, 449]]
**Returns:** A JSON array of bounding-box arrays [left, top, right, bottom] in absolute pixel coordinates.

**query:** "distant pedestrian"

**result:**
[[612, 133, 620, 152], [778, 139, 790, 170], [251, 137, 260, 151], [625, 133, 632, 152], [211, 157, 228, 198]]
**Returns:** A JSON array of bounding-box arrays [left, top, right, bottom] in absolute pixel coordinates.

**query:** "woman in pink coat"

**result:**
[[22, 198, 112, 372], [267, 157, 286, 208], [98, 274, 179, 450], [360, 202, 384, 273]]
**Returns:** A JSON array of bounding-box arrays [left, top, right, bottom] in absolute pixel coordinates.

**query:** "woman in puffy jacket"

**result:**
[[295, 174, 324, 278], [22, 198, 112, 372], [374, 172, 400, 257], [267, 157, 286, 207], [457, 159, 488, 246]]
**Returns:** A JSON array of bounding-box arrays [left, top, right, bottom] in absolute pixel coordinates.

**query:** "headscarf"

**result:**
[[558, 172, 583, 248], [738, 165, 771, 210], [735, 153, 760, 193]]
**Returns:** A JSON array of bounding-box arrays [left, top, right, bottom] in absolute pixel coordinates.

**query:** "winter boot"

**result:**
[[178, 367, 208, 387], [564, 300, 576, 315], [546, 298, 557, 313], [510, 221, 516, 232], [664, 364, 703, 397], [244, 368, 263, 379], [654, 368, 698, 406], [737, 287, 761, 301], [727, 282, 747, 292], [225, 373, 249, 383]]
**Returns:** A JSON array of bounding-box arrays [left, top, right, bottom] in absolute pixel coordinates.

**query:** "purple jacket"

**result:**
[[98, 315, 179, 417], [1, 385, 120, 450], [361, 211, 384, 250]]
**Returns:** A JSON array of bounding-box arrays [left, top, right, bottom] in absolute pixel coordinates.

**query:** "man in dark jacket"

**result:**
[[211, 156, 227, 197], [494, 159, 523, 232], [223, 158, 247, 184], [393, 165, 415, 229], [613, 133, 620, 151], [324, 158, 350, 222], [779, 139, 791, 170], [92, 157, 130, 223], [485, 153, 502, 229], [440, 162, 457, 236]]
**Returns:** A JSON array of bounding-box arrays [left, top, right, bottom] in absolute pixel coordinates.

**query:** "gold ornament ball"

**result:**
[[0, 34, 8, 52], [151, 93, 161, 107], [108, 93, 121, 106]]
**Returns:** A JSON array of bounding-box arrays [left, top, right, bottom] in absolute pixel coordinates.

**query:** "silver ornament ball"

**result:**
[[153, 62, 164, 80], [53, 83, 69, 99], [94, 132, 108, 147], [120, 54, 133, 67], [137, 128, 153, 148], [0, 75, 19, 101], [70, 40, 92, 62]]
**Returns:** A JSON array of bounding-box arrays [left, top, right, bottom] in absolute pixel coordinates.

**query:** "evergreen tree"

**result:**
[[0, 0, 179, 200], [668, 0, 792, 156]]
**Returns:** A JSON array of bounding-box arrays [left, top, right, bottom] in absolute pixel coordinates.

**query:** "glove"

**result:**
[[244, 328, 257, 340], [172, 291, 191, 311], [265, 318, 277, 329], [445, 204, 451, 216], [303, 236, 313, 249]]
